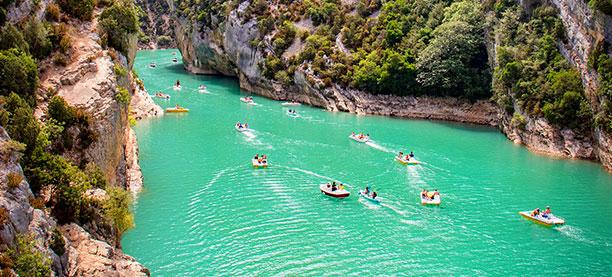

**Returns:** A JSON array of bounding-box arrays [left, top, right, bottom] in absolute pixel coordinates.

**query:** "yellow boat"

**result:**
[[165, 107, 189, 113]]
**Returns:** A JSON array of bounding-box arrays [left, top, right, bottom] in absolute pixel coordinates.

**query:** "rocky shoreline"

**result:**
[[171, 1, 611, 172]]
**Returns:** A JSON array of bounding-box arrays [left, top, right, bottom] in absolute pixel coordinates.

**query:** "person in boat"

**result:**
[[371, 191, 377, 199], [262, 154, 267, 163], [432, 190, 439, 199], [398, 152, 403, 158], [351, 132, 355, 137], [409, 151, 414, 158], [530, 208, 541, 217], [364, 186, 370, 195], [176, 80, 180, 87], [199, 85, 205, 89], [244, 123, 249, 129], [331, 183, 337, 191], [542, 206, 551, 218], [254, 154, 259, 160], [421, 189, 428, 198], [366, 133, 370, 138], [339, 184, 345, 191], [175, 104, 180, 109]]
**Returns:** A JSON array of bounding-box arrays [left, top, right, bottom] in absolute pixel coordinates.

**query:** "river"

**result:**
[[122, 49, 612, 275]]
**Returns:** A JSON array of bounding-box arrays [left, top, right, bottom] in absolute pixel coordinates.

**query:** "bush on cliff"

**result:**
[[58, 0, 94, 20], [0, 50, 39, 106], [103, 187, 134, 237], [0, 24, 29, 53], [99, 0, 140, 55], [8, 234, 52, 277]]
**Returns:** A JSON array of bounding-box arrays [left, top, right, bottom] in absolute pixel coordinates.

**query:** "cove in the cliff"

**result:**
[[123, 50, 612, 275]]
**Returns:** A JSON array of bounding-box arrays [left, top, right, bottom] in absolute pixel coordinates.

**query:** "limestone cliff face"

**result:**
[[174, 5, 499, 124], [173, 1, 611, 172], [494, 0, 612, 170]]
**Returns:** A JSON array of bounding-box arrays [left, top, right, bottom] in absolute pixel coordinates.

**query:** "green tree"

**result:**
[[58, 0, 94, 20], [99, 0, 140, 54], [0, 49, 39, 106], [0, 24, 29, 52]]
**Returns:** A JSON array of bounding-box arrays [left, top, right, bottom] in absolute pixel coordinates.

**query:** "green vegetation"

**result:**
[[114, 63, 128, 77], [58, 0, 94, 20], [46, 3, 61, 22], [0, 49, 39, 106], [103, 187, 134, 237], [589, 0, 612, 15], [7, 234, 52, 277], [492, 4, 593, 132], [0, 24, 29, 53], [99, 0, 140, 55], [588, 40, 612, 132], [115, 86, 131, 105]]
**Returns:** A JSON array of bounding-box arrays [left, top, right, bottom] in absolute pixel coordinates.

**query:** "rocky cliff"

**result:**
[[172, 0, 611, 172], [1, 0, 157, 274]]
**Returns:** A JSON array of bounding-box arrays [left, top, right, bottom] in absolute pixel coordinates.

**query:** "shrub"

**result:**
[[157, 35, 172, 47], [49, 228, 65, 256], [59, 35, 71, 53], [29, 196, 46, 209], [58, 0, 94, 20], [589, 0, 612, 15], [115, 86, 130, 105], [99, 0, 139, 54], [22, 18, 52, 60], [9, 234, 52, 277], [52, 53, 69, 66], [85, 163, 107, 189], [274, 70, 291, 85], [113, 63, 127, 77], [103, 187, 134, 236], [511, 112, 527, 129], [0, 207, 9, 225], [48, 95, 76, 126], [45, 2, 61, 21], [0, 24, 29, 52], [0, 50, 39, 106], [7, 172, 23, 189], [0, 251, 13, 269], [0, 139, 25, 162], [2, 94, 40, 154]]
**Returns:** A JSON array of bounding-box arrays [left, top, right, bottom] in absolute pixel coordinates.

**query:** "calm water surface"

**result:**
[[122, 49, 612, 275]]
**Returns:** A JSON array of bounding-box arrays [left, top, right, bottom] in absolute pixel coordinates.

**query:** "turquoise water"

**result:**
[[122, 49, 612, 275]]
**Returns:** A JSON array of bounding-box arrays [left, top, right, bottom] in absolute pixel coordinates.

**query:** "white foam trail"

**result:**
[[276, 165, 355, 188], [556, 225, 595, 245], [365, 141, 394, 153]]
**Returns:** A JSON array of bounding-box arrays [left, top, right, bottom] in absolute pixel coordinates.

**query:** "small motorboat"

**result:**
[[319, 183, 350, 198], [165, 107, 189, 113], [172, 58, 178, 63], [240, 97, 254, 104], [519, 211, 565, 226], [281, 101, 301, 106], [154, 92, 170, 99], [358, 190, 381, 204], [149, 62, 156, 68], [235, 124, 249, 132], [349, 133, 369, 143], [172, 51, 177, 55], [173, 85, 181, 91], [286, 110, 298, 117], [421, 194, 441, 205], [252, 159, 268, 168], [395, 156, 420, 165]]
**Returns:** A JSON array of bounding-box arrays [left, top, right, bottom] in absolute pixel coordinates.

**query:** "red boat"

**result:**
[[320, 183, 350, 198]]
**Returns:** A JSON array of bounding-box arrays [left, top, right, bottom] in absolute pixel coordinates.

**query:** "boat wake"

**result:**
[[365, 141, 394, 153], [556, 225, 595, 245]]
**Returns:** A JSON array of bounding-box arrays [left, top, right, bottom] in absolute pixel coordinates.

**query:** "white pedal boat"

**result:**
[[320, 184, 350, 198], [349, 134, 369, 143]]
